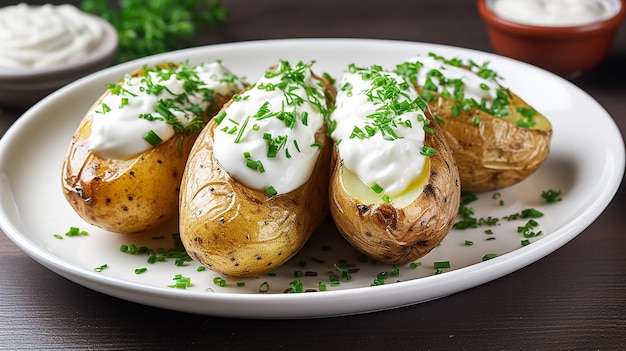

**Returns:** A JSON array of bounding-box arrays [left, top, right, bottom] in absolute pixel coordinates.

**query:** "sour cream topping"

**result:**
[[491, 0, 617, 27], [89, 61, 244, 160], [213, 61, 331, 195], [401, 54, 500, 105], [0, 3, 103, 68], [330, 65, 429, 200]]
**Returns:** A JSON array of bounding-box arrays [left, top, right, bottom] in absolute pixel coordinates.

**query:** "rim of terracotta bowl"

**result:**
[[478, 0, 626, 38], [0, 13, 118, 84]]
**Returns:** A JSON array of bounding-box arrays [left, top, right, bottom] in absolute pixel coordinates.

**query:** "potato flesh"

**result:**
[[341, 158, 430, 208]]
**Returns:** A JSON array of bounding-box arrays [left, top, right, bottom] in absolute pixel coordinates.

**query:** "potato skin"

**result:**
[[179, 71, 336, 277], [62, 115, 196, 233], [179, 120, 332, 277], [329, 110, 461, 264], [420, 88, 552, 192], [61, 65, 233, 233]]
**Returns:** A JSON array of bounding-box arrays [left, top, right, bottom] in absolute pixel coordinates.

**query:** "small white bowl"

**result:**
[[0, 14, 118, 110]]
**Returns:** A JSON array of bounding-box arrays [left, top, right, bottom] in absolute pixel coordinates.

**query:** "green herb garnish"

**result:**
[[541, 189, 562, 203], [81, 0, 228, 63], [143, 130, 163, 146]]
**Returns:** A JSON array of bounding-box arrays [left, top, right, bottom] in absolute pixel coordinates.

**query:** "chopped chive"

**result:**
[[215, 111, 227, 124], [234, 116, 250, 143], [423, 126, 436, 134], [391, 265, 400, 277], [93, 264, 108, 272], [289, 279, 304, 293], [144, 130, 163, 146], [213, 277, 227, 287], [433, 261, 451, 269], [265, 185, 278, 197], [66, 226, 81, 237], [482, 253, 498, 261], [541, 189, 562, 203], [134, 267, 148, 274], [245, 158, 258, 170], [471, 116, 480, 126], [168, 274, 191, 289], [420, 146, 436, 156], [370, 183, 384, 194]]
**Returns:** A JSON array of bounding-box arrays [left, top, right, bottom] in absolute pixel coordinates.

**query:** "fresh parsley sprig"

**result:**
[[81, 0, 228, 63]]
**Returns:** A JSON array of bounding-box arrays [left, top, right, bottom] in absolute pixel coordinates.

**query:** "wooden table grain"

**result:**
[[1, 0, 625, 350]]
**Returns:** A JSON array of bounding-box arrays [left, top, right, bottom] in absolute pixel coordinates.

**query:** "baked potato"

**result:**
[[328, 64, 461, 264], [62, 62, 244, 233], [395, 54, 552, 192], [179, 61, 336, 277]]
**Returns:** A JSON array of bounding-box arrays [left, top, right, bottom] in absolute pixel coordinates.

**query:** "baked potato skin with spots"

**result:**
[[179, 119, 332, 277], [415, 85, 552, 193], [179, 71, 336, 277], [424, 88, 552, 192], [61, 65, 233, 234], [62, 111, 200, 234], [329, 109, 461, 265]]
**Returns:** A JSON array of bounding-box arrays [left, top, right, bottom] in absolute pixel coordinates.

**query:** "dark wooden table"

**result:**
[[1, 1, 625, 350]]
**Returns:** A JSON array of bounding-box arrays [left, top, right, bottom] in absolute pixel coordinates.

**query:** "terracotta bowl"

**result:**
[[477, 0, 626, 76], [0, 14, 118, 110]]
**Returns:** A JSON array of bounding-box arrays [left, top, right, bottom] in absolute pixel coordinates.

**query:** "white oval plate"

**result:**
[[0, 39, 623, 319]]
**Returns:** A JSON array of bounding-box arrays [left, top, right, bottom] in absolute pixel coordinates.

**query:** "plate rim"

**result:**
[[1, 38, 624, 319]]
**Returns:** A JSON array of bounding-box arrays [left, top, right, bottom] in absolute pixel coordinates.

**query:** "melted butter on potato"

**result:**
[[341, 158, 430, 208]]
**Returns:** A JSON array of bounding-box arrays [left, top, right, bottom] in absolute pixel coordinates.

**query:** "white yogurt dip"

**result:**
[[0, 3, 103, 68], [490, 0, 618, 27]]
